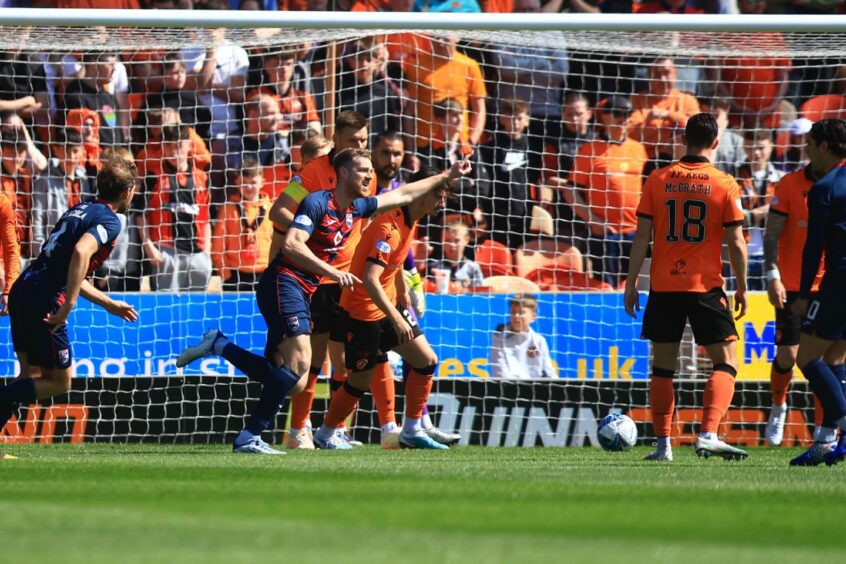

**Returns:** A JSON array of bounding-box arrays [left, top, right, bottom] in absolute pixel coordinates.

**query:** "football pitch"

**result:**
[[1, 445, 844, 563]]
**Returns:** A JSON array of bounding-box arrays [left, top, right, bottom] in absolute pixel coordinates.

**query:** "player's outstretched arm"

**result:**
[[79, 280, 138, 323], [763, 211, 788, 309], [374, 157, 472, 213], [281, 227, 361, 288], [43, 233, 99, 331], [362, 260, 414, 344], [725, 223, 749, 319], [624, 217, 652, 318]]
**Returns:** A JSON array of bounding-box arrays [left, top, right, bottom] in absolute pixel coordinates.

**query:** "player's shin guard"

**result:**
[[649, 367, 675, 439], [802, 359, 846, 426], [770, 361, 793, 406], [244, 365, 301, 436], [289, 367, 320, 430], [329, 369, 348, 400], [405, 365, 436, 421], [323, 381, 364, 429], [0, 377, 36, 408], [702, 364, 737, 435], [371, 356, 396, 427]]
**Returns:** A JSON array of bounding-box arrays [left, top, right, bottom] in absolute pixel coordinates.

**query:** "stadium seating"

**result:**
[[476, 239, 515, 278], [482, 275, 541, 293], [514, 239, 583, 279], [799, 95, 846, 121]]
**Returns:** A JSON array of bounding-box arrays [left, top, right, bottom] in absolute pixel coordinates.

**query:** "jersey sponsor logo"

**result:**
[[293, 215, 313, 228], [96, 224, 109, 244], [376, 240, 392, 254]]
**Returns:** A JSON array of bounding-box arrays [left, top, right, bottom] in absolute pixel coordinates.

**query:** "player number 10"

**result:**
[[665, 199, 707, 244]]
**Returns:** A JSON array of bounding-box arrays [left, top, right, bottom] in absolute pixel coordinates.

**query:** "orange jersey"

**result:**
[[403, 50, 487, 148], [628, 88, 700, 157], [570, 137, 649, 234], [637, 157, 744, 292], [282, 152, 376, 278], [211, 195, 274, 280], [0, 191, 20, 294], [341, 206, 415, 322], [770, 167, 823, 292]]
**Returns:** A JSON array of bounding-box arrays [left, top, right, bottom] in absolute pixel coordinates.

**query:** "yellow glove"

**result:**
[[404, 268, 426, 318]]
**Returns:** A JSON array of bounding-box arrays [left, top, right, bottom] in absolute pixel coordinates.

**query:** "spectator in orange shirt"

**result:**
[[234, 93, 292, 200], [402, 34, 487, 149], [567, 95, 648, 287], [0, 189, 19, 315], [212, 160, 274, 291], [135, 107, 211, 182], [629, 57, 700, 166], [65, 107, 103, 179], [0, 126, 32, 253], [255, 49, 321, 139]]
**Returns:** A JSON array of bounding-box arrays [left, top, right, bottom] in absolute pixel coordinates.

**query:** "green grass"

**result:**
[[1, 445, 844, 563]]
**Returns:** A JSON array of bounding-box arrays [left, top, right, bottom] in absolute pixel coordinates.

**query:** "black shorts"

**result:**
[[341, 305, 423, 372], [8, 282, 73, 370], [641, 288, 738, 345], [775, 291, 806, 347], [310, 283, 346, 342], [802, 283, 846, 340]]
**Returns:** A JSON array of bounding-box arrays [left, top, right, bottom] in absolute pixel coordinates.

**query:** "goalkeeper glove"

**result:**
[[404, 268, 426, 318]]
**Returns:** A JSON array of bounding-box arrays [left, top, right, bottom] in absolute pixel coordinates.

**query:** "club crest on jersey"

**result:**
[[287, 316, 300, 331], [58, 349, 70, 364], [527, 346, 539, 358], [346, 213, 353, 228], [356, 358, 368, 370], [293, 215, 313, 228], [376, 240, 392, 254]]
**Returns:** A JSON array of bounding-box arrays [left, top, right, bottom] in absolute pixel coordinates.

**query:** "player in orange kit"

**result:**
[[312, 166, 459, 449], [625, 112, 749, 462]]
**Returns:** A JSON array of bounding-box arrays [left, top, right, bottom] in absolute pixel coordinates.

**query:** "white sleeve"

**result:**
[[540, 335, 556, 379], [489, 331, 509, 379], [110, 62, 129, 94]]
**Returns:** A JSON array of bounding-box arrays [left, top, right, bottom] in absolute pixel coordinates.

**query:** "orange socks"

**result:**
[[770, 363, 793, 406], [702, 366, 737, 434], [289, 367, 319, 430], [405, 368, 434, 420], [650, 369, 676, 438], [323, 382, 363, 430], [370, 362, 396, 426]]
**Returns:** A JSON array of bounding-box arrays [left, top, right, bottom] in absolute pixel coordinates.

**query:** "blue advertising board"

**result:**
[[0, 292, 649, 379]]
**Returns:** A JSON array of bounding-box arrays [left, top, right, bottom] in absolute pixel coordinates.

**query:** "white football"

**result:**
[[597, 413, 638, 452]]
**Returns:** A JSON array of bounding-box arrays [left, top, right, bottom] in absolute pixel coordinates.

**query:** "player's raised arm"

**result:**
[[374, 157, 471, 213]]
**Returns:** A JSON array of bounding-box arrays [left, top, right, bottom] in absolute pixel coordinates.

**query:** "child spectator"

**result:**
[[236, 93, 291, 199], [30, 127, 94, 259], [65, 107, 103, 179], [481, 98, 536, 250], [137, 124, 212, 292], [135, 107, 211, 181], [211, 160, 273, 291], [427, 220, 484, 290], [490, 293, 556, 379], [296, 133, 332, 169]]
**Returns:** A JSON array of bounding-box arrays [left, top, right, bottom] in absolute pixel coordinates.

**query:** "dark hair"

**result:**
[[55, 127, 84, 147], [374, 130, 404, 148], [162, 124, 191, 143], [500, 98, 529, 116], [0, 126, 25, 149], [82, 51, 117, 64], [162, 51, 185, 70], [684, 113, 719, 150], [332, 147, 371, 171], [410, 165, 454, 199], [809, 119, 846, 158], [335, 110, 369, 135], [742, 128, 774, 143], [97, 158, 137, 201], [562, 90, 589, 107]]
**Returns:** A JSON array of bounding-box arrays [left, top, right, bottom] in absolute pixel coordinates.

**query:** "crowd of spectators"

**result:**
[[0, 0, 843, 295]]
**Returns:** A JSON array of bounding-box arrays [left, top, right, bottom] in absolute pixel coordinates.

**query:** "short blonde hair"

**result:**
[[509, 293, 538, 312]]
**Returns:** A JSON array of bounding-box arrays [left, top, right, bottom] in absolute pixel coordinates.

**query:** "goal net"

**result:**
[[0, 12, 839, 446]]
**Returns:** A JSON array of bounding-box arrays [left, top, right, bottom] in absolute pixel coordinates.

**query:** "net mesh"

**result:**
[[0, 21, 838, 445]]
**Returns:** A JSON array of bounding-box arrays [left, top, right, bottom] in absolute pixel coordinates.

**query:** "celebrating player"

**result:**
[[625, 112, 749, 462], [789, 119, 846, 466], [177, 149, 471, 454], [312, 166, 453, 450], [0, 158, 139, 438], [762, 156, 846, 447]]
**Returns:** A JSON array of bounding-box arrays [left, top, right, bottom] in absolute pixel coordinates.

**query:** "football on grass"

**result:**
[[597, 413, 638, 452]]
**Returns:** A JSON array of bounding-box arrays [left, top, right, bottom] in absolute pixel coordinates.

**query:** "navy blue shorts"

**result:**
[[802, 284, 846, 340], [256, 268, 312, 355], [8, 282, 73, 370]]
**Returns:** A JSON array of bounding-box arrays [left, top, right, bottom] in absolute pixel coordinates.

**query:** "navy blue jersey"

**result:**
[[18, 200, 122, 299], [801, 165, 846, 298], [272, 190, 378, 295]]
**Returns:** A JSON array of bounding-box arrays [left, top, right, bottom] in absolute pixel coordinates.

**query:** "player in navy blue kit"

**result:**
[[0, 158, 138, 441], [177, 148, 471, 454], [789, 119, 846, 466]]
